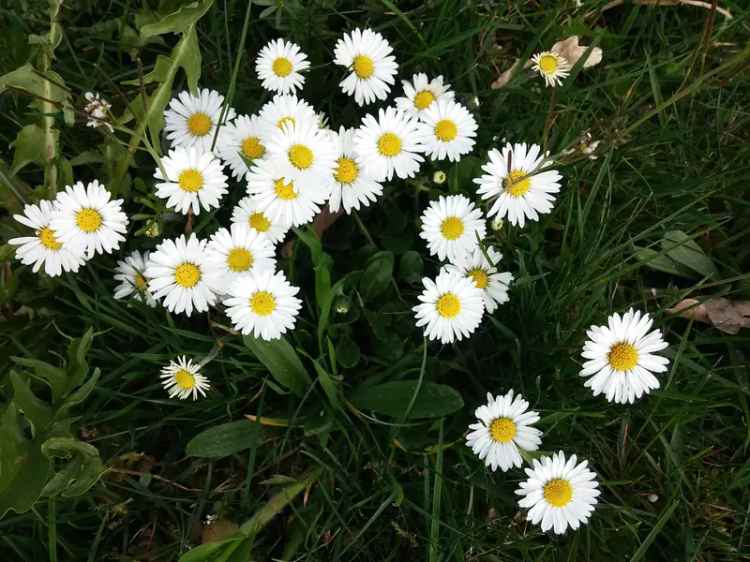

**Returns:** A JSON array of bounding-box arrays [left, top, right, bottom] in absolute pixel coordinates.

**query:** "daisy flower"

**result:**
[[580, 308, 670, 404], [164, 88, 235, 152], [216, 114, 267, 180], [413, 270, 484, 344], [531, 51, 571, 88], [395, 73, 454, 118], [154, 147, 228, 215], [353, 107, 425, 182], [231, 196, 289, 244], [205, 224, 276, 294], [9, 200, 86, 277], [333, 28, 398, 106], [145, 234, 219, 317], [328, 126, 383, 214], [223, 269, 302, 341], [255, 38, 310, 94], [419, 195, 486, 263], [113, 250, 157, 307], [257, 94, 316, 139], [474, 142, 562, 228], [51, 180, 128, 258], [516, 451, 600, 534], [445, 246, 513, 313], [263, 117, 336, 188], [466, 390, 542, 472], [160, 356, 210, 400], [419, 99, 478, 162]]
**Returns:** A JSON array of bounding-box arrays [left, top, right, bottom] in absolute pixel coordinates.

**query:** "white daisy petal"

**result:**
[[230, 196, 290, 245], [160, 356, 210, 400], [216, 114, 268, 180], [113, 250, 157, 307], [395, 73, 454, 118]]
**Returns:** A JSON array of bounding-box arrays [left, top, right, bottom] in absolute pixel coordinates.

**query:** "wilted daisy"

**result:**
[[395, 73, 454, 118], [255, 38, 310, 94], [164, 88, 235, 152], [83, 91, 113, 132], [445, 246, 513, 313], [580, 308, 670, 404], [419, 195, 486, 263], [264, 117, 336, 187], [333, 27, 398, 106], [530, 51, 571, 87], [231, 196, 289, 244], [113, 250, 157, 307], [419, 99, 477, 162], [9, 200, 86, 277], [51, 180, 128, 257], [516, 451, 600, 534], [353, 107, 425, 181], [474, 142, 562, 228], [328, 126, 383, 214], [216, 114, 267, 180], [466, 390, 542, 472], [223, 269, 302, 341], [257, 94, 316, 138], [160, 356, 210, 400], [413, 270, 484, 344], [205, 224, 276, 293], [154, 147, 228, 215], [145, 234, 219, 317]]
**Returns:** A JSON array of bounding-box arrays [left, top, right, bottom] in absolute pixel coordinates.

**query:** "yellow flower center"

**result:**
[[174, 263, 201, 288], [249, 212, 271, 232], [250, 290, 276, 316], [538, 54, 560, 75], [504, 169, 531, 198], [436, 292, 461, 318], [274, 178, 297, 200], [489, 417, 516, 443], [288, 144, 314, 170], [272, 57, 293, 77], [226, 247, 253, 272], [76, 208, 103, 233], [134, 273, 147, 290], [187, 112, 212, 137], [440, 216, 464, 240], [468, 268, 489, 289], [277, 116, 295, 129], [353, 54, 375, 79], [543, 478, 573, 508], [178, 169, 204, 193], [38, 226, 62, 250], [334, 157, 359, 185], [377, 132, 402, 157], [434, 119, 458, 142], [174, 368, 196, 390], [242, 136, 265, 159], [608, 342, 639, 372], [414, 89, 435, 110]]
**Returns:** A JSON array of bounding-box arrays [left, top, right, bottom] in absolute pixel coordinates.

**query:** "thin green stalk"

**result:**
[[428, 419, 445, 562], [48, 498, 58, 562]]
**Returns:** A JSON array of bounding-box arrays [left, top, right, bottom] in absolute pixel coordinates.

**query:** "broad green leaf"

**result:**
[[0, 64, 74, 124], [335, 335, 360, 369], [399, 251, 424, 284], [661, 230, 718, 279], [359, 251, 394, 300], [243, 336, 311, 397], [186, 421, 262, 458], [11, 357, 68, 403], [41, 437, 104, 498], [312, 360, 341, 411], [139, 0, 216, 38], [634, 247, 692, 277], [10, 124, 53, 175], [178, 537, 244, 562], [349, 381, 464, 419], [9, 371, 53, 432]]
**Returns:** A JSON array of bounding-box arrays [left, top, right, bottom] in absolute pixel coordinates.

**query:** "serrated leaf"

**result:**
[[359, 251, 394, 300], [11, 357, 68, 403], [9, 371, 53, 432], [349, 381, 464, 419], [186, 421, 262, 458], [140, 0, 216, 39], [243, 336, 311, 397]]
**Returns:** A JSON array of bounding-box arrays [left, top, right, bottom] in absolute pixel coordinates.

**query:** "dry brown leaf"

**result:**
[[666, 298, 750, 334], [551, 36, 603, 69]]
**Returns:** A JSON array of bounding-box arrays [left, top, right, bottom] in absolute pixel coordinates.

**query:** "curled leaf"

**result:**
[[551, 36, 603, 69], [666, 298, 750, 334]]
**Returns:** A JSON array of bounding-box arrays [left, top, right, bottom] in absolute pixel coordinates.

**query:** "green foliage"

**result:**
[[350, 380, 464, 419], [186, 420, 262, 458]]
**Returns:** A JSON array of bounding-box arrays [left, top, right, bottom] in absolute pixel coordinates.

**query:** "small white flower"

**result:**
[[113, 250, 157, 307], [445, 246, 512, 313], [205, 224, 276, 294], [164, 88, 236, 152], [580, 308, 670, 404], [223, 269, 302, 341], [413, 270, 484, 344], [230, 196, 289, 245], [419, 195, 486, 263], [530, 51, 571, 87], [255, 38, 310, 94], [216, 114, 267, 180], [154, 147, 228, 215], [516, 451, 600, 534], [257, 94, 317, 141], [333, 27, 398, 106], [395, 73, 454, 118], [466, 390, 542, 472], [160, 356, 210, 400], [328, 126, 383, 214], [419, 99, 477, 162], [83, 91, 113, 132]]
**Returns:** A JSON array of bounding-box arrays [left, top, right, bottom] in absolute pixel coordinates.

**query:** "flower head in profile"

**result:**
[[164, 88, 235, 152], [114, 250, 157, 307], [255, 38, 310, 94], [160, 356, 210, 400], [333, 28, 398, 106]]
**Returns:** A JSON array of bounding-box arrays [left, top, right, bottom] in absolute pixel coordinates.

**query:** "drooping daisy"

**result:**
[[216, 114, 268, 180], [419, 99, 478, 162], [263, 117, 336, 188], [531, 51, 571, 88], [223, 269, 302, 341], [327, 126, 383, 214], [9, 200, 86, 277], [160, 356, 210, 400], [154, 147, 228, 215], [466, 390, 543, 472], [83, 91, 113, 132], [51, 180, 128, 258], [257, 94, 317, 140], [231, 196, 289, 245], [205, 224, 276, 294], [580, 308, 670, 404], [333, 27, 398, 106], [113, 250, 157, 307], [164, 89, 235, 152], [445, 246, 513, 313], [516, 451, 600, 535], [145, 234, 219, 317], [419, 195, 486, 263], [255, 38, 310, 94], [474, 142, 562, 228], [395, 73, 454, 118], [353, 107, 425, 182], [413, 270, 484, 344]]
